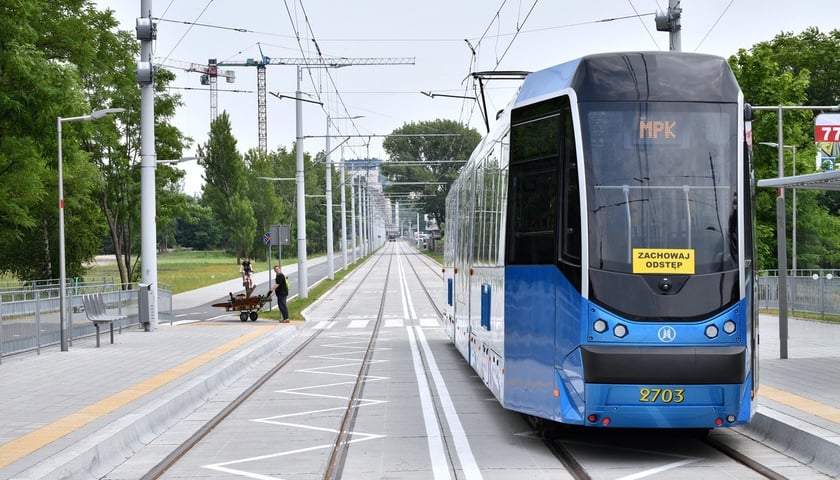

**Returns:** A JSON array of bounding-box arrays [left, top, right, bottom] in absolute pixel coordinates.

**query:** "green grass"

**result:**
[[33, 244, 431, 324], [423, 249, 443, 264], [261, 260, 363, 322], [84, 248, 368, 322], [84, 250, 296, 294]]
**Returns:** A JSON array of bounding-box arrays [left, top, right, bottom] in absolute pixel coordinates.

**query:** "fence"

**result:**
[[0, 280, 172, 360], [758, 270, 840, 320]]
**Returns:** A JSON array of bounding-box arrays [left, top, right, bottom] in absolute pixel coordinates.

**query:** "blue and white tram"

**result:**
[[442, 51, 757, 429]]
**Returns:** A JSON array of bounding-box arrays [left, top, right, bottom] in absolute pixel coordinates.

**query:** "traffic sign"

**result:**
[[263, 232, 271, 245], [815, 113, 840, 142], [270, 225, 291, 246]]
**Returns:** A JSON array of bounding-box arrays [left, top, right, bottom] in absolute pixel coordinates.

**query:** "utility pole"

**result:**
[[655, 0, 682, 52], [294, 67, 309, 298], [350, 175, 357, 263], [325, 115, 334, 280], [136, 0, 158, 329]]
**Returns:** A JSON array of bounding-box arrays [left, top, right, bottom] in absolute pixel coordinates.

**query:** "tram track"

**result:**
[[140, 250, 389, 480], [704, 433, 790, 480], [538, 423, 795, 480], [325, 242, 471, 478], [405, 244, 445, 281], [139, 243, 460, 480], [323, 249, 393, 479]]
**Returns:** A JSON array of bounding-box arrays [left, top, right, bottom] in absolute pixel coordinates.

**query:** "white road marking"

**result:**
[[407, 326, 452, 480], [414, 326, 483, 480]]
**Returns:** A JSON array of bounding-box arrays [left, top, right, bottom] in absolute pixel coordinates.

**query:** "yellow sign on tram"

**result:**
[[633, 248, 695, 274]]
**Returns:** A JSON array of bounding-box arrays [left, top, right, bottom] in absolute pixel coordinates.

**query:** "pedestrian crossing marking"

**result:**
[[313, 320, 337, 330]]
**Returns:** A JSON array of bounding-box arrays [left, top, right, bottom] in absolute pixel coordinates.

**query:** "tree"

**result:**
[[258, 146, 299, 258], [0, 0, 112, 280], [381, 120, 481, 226], [729, 27, 840, 270], [69, 10, 188, 286], [0, 1, 190, 283], [175, 197, 221, 250], [199, 112, 256, 258], [244, 148, 285, 255]]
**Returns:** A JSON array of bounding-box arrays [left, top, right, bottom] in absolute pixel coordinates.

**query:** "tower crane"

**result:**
[[156, 58, 236, 121], [213, 55, 415, 153]]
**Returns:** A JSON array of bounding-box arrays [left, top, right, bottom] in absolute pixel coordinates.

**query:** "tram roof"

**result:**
[[756, 170, 840, 191], [514, 51, 739, 108]]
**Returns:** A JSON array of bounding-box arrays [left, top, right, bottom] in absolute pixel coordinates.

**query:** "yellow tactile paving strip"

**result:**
[[0, 324, 274, 468], [760, 384, 840, 423]]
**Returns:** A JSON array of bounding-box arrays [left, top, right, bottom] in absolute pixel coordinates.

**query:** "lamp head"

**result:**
[[90, 107, 126, 120]]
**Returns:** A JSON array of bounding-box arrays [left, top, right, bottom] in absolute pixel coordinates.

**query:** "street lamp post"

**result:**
[[57, 107, 124, 351], [325, 116, 334, 280]]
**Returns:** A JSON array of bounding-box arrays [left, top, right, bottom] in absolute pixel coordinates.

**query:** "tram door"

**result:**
[[454, 166, 476, 361], [444, 190, 459, 342]]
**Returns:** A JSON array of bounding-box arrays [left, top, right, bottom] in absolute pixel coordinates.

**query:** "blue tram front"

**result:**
[[444, 51, 757, 429]]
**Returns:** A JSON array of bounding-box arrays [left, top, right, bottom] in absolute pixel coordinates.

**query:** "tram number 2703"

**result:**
[[639, 387, 685, 403]]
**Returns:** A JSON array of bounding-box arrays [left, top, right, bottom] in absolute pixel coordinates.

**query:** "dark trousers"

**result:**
[[276, 294, 289, 320]]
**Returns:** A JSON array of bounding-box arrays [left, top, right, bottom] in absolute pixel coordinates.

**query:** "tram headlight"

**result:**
[[613, 324, 628, 338], [723, 320, 736, 334], [593, 319, 608, 333], [705, 325, 719, 339]]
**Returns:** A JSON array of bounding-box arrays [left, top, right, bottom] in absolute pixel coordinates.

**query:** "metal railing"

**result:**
[[4, 269, 837, 359], [0, 281, 172, 360], [758, 270, 840, 320]]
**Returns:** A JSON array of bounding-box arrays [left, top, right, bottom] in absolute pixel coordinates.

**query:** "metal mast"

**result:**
[[216, 56, 415, 153], [655, 0, 683, 52], [158, 58, 236, 122]]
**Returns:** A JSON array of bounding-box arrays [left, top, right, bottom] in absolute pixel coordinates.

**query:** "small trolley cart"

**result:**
[[212, 291, 272, 321]]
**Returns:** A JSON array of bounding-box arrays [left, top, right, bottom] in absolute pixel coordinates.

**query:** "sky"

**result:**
[[93, 0, 839, 195]]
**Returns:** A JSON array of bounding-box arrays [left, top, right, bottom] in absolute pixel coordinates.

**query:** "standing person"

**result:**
[[272, 265, 290, 323], [241, 256, 254, 296]]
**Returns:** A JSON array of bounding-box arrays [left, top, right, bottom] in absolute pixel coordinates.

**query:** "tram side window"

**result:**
[[560, 104, 581, 264], [507, 113, 560, 265], [508, 162, 557, 264], [473, 145, 507, 266]]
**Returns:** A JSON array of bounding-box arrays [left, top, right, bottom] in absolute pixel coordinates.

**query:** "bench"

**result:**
[[81, 293, 126, 347]]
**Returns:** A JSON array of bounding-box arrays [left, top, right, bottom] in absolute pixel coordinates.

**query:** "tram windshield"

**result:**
[[581, 102, 739, 275]]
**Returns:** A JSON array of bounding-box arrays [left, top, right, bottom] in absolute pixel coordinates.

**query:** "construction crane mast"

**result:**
[[214, 56, 415, 153], [157, 58, 235, 121]]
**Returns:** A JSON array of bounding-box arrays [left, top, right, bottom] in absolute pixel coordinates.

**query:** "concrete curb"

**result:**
[[737, 407, 840, 478], [15, 326, 298, 480]]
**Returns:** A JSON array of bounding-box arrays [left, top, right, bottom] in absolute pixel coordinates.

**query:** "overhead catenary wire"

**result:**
[[695, 0, 735, 51], [155, 2, 686, 164], [628, 0, 660, 49], [159, 0, 216, 67]]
